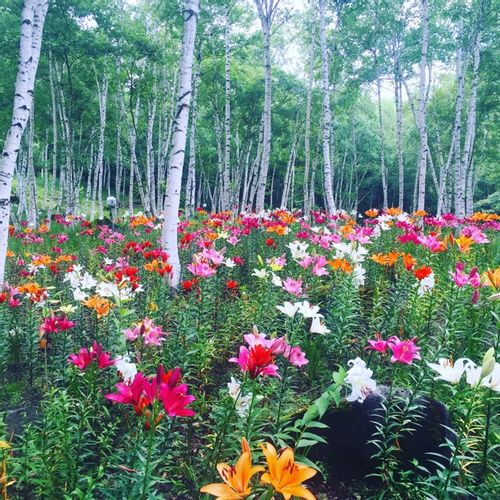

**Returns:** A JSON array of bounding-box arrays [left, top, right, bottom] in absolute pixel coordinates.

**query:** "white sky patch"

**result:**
[[72, 11, 98, 30]]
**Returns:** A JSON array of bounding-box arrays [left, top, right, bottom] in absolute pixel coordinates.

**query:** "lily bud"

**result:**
[[480, 357, 496, 380], [482, 347, 495, 366]]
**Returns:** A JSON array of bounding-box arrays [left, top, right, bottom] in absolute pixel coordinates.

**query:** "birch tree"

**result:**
[[0, 0, 48, 286], [416, 0, 430, 211], [253, 0, 279, 211], [319, 0, 336, 213], [91, 72, 108, 221], [221, 6, 232, 211], [161, 0, 199, 288], [303, 39, 314, 219]]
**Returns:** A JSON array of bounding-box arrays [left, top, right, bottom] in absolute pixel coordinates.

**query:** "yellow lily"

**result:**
[[200, 438, 264, 499], [260, 442, 317, 500]]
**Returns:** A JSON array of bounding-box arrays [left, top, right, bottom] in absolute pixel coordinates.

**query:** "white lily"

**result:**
[[345, 358, 377, 403], [310, 316, 330, 334], [252, 268, 268, 279], [296, 301, 323, 319], [115, 355, 137, 383], [271, 273, 283, 287], [276, 301, 299, 318], [426, 358, 473, 384]]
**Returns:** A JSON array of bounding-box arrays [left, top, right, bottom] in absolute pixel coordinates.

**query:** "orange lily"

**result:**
[[82, 295, 112, 318], [455, 235, 474, 253], [364, 208, 379, 218], [328, 257, 353, 273], [200, 438, 264, 499], [401, 253, 416, 270], [260, 442, 317, 500], [386, 207, 402, 216], [482, 268, 500, 289]]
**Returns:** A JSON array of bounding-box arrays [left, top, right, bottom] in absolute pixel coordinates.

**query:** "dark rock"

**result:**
[[308, 390, 454, 484]]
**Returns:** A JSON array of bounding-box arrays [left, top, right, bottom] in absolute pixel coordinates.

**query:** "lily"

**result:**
[[426, 358, 473, 384], [276, 301, 299, 318], [200, 437, 264, 499], [260, 442, 317, 500]]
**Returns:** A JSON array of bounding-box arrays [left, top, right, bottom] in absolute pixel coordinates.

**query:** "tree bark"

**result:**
[[304, 39, 314, 219], [459, 24, 482, 217], [394, 68, 404, 209], [438, 19, 466, 216], [161, 0, 199, 288], [91, 72, 108, 220], [0, 0, 48, 285], [185, 57, 200, 218], [221, 7, 232, 210], [47, 49, 58, 223], [416, 0, 430, 211], [319, 0, 336, 213], [375, 60, 388, 210], [254, 0, 277, 211]]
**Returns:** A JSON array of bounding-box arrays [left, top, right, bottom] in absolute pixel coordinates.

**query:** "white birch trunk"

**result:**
[[0, 0, 48, 285], [319, 0, 336, 213], [416, 0, 430, 211], [254, 0, 275, 211], [27, 104, 37, 228], [439, 19, 466, 216], [458, 27, 481, 218], [91, 72, 108, 220], [395, 71, 404, 209], [304, 40, 314, 219], [185, 58, 200, 218], [146, 93, 158, 215], [221, 8, 232, 210], [161, 0, 199, 288], [47, 50, 58, 223], [375, 67, 388, 209]]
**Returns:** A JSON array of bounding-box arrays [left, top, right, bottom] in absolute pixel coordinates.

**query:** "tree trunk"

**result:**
[[319, 0, 336, 213], [146, 92, 158, 215], [161, 0, 199, 288], [27, 104, 37, 228], [91, 72, 108, 220], [437, 20, 466, 215], [0, 0, 48, 285], [394, 69, 404, 209], [254, 0, 276, 211], [375, 62, 388, 209], [185, 58, 200, 218], [221, 8, 232, 210], [47, 49, 58, 223], [459, 24, 482, 218], [304, 39, 314, 219], [416, 0, 430, 211]]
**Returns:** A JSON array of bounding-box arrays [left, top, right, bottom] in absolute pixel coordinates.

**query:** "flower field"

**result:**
[[1, 208, 499, 499]]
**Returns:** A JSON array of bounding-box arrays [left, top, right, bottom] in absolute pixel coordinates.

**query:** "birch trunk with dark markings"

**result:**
[[161, 0, 199, 288], [0, 0, 48, 285], [319, 0, 336, 213], [416, 0, 430, 211], [254, 0, 277, 210]]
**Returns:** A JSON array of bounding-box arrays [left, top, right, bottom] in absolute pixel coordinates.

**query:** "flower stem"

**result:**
[[141, 427, 155, 500], [275, 363, 289, 433], [245, 386, 257, 440]]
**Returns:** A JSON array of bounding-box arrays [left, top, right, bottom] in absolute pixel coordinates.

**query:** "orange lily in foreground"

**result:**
[[200, 438, 264, 499], [260, 442, 317, 500]]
